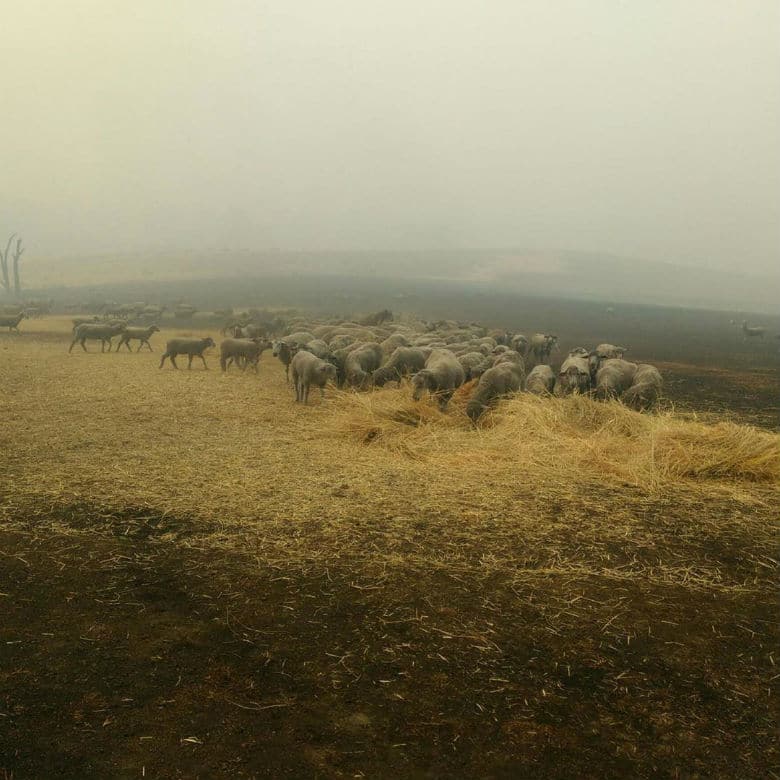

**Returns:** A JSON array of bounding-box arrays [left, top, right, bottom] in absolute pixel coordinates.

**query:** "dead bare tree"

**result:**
[[12, 238, 24, 295], [0, 234, 15, 296]]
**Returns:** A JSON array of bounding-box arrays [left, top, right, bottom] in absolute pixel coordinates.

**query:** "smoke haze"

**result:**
[[3, 1, 779, 280]]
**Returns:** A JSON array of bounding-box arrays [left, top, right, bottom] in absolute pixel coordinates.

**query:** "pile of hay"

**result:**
[[329, 389, 780, 491]]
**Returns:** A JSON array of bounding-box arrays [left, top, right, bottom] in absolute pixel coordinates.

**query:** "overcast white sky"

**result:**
[[2, 1, 778, 273]]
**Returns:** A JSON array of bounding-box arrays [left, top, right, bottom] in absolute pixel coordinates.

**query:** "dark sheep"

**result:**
[[159, 337, 216, 369], [466, 362, 524, 422]]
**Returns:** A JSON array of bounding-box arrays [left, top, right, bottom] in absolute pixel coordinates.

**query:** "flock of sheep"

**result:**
[[65, 311, 664, 421]]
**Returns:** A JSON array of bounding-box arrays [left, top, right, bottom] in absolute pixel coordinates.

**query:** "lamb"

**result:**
[[0, 311, 25, 334], [411, 349, 465, 409], [372, 347, 428, 387], [69, 322, 126, 353], [220, 338, 272, 372], [525, 364, 555, 395], [159, 337, 216, 369], [594, 358, 638, 400], [554, 353, 591, 395], [344, 343, 384, 388], [272, 340, 300, 383], [290, 350, 338, 403], [466, 362, 524, 422], [115, 325, 161, 352], [622, 364, 663, 410]]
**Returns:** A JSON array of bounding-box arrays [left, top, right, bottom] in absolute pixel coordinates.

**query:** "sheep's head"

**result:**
[[411, 370, 432, 400], [466, 399, 484, 423], [150, 325, 160, 333], [320, 363, 338, 382], [204, 337, 216, 348], [371, 368, 388, 387]]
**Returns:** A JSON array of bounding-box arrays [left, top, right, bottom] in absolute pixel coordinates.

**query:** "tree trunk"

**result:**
[[0, 234, 14, 295], [12, 239, 24, 296]]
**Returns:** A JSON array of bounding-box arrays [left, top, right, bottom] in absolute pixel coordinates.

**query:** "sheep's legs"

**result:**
[[187, 355, 193, 369], [80, 340, 87, 352], [200, 355, 208, 369]]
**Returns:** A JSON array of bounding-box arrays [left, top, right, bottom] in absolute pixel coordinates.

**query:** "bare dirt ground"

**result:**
[[1, 316, 778, 779]]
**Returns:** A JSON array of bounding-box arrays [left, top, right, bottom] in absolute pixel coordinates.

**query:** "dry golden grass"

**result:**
[[330, 384, 780, 488], [1, 316, 778, 592]]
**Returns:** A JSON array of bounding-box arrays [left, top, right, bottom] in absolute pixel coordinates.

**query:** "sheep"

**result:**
[[229, 323, 267, 339], [466, 362, 524, 422], [379, 333, 410, 355], [742, 321, 765, 339], [304, 339, 332, 360], [529, 333, 558, 364], [361, 309, 393, 326], [290, 350, 338, 403], [525, 364, 555, 395], [589, 343, 629, 379], [458, 351, 493, 382], [344, 343, 384, 388], [282, 330, 316, 347], [411, 349, 465, 409], [159, 337, 216, 369], [511, 334, 529, 356], [141, 305, 165, 323], [594, 343, 627, 359], [219, 338, 272, 372], [372, 347, 428, 387], [554, 353, 591, 395], [0, 311, 25, 334], [594, 358, 638, 400], [328, 334, 358, 351], [490, 330, 513, 346], [492, 350, 525, 370], [622, 364, 663, 410], [115, 325, 161, 352], [69, 322, 126, 353], [272, 340, 301, 383], [71, 316, 100, 332]]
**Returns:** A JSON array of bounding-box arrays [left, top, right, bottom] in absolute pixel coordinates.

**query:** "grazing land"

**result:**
[[1, 310, 779, 778]]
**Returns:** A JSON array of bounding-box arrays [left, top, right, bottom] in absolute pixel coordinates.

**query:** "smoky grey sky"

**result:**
[[3, 1, 779, 273]]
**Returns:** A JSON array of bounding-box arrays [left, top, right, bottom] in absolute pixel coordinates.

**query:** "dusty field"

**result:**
[[1, 316, 779, 778]]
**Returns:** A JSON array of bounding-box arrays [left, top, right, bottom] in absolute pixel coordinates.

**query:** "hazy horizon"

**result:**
[[3, 2, 779, 276]]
